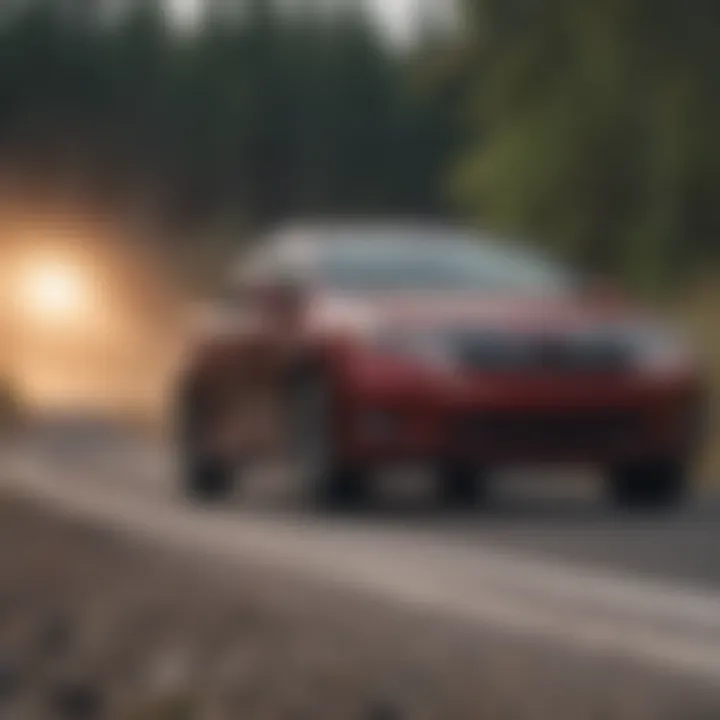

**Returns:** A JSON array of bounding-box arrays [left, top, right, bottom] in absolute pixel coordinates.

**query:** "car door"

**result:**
[[208, 242, 306, 461], [241, 245, 309, 460]]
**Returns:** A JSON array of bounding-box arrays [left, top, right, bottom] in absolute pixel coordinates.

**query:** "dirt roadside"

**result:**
[[0, 496, 718, 719]]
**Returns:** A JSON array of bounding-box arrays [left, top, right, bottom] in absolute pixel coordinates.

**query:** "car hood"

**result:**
[[309, 292, 645, 335]]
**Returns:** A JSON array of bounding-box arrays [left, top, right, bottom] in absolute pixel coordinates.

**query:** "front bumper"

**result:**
[[335, 363, 704, 465]]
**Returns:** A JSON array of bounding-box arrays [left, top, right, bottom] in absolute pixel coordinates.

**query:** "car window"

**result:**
[[235, 244, 278, 287], [316, 232, 574, 295]]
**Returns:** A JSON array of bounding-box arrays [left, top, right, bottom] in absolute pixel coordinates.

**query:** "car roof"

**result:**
[[233, 222, 478, 286], [267, 222, 490, 267], [272, 220, 474, 245]]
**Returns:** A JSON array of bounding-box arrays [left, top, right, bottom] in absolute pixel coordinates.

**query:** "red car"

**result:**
[[176, 223, 704, 509]]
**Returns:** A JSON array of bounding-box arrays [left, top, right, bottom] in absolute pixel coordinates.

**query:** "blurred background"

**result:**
[[0, 0, 718, 467], [0, 5, 719, 717]]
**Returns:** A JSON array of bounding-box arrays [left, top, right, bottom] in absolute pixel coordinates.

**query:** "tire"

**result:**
[[183, 454, 235, 504], [289, 370, 369, 511], [176, 376, 236, 505], [608, 459, 689, 511], [316, 466, 369, 511], [437, 463, 486, 509]]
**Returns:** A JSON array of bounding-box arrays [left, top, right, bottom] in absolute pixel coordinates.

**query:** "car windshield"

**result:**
[[316, 231, 575, 295]]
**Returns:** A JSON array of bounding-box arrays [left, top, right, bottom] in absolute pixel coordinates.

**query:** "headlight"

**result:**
[[370, 329, 458, 370], [628, 326, 691, 374]]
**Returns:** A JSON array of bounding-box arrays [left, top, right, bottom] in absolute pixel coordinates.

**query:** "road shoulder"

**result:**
[[0, 495, 718, 718]]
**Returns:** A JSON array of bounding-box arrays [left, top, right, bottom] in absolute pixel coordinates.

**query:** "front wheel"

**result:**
[[176, 377, 237, 505], [436, 463, 487, 509], [607, 459, 689, 511], [289, 371, 369, 511], [183, 454, 235, 504]]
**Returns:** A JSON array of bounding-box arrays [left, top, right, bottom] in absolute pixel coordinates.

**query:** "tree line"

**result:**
[[0, 0, 717, 290]]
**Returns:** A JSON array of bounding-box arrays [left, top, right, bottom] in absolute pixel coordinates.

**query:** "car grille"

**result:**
[[451, 331, 631, 374], [457, 410, 641, 453]]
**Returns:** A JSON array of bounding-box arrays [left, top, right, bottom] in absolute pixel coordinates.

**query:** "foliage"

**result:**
[[0, 0, 717, 290], [452, 0, 720, 290], [0, 0, 456, 240]]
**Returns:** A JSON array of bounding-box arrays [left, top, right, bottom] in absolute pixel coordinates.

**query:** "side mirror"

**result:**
[[259, 274, 308, 318], [582, 275, 627, 307]]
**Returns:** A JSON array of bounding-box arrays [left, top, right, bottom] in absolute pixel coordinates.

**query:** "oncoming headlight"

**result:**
[[629, 326, 691, 374], [371, 329, 458, 370]]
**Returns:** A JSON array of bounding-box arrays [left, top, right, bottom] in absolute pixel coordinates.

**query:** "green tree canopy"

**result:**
[[452, 0, 720, 290], [0, 0, 456, 240]]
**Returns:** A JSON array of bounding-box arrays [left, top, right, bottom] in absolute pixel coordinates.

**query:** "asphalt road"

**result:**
[[2, 422, 720, 686]]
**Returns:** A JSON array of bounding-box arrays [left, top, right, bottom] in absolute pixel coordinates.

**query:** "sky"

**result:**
[[169, 0, 451, 43]]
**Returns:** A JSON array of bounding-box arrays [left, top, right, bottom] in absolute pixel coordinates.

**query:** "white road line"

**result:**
[[3, 450, 720, 685]]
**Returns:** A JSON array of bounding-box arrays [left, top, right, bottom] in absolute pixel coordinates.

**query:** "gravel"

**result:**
[[0, 496, 718, 719]]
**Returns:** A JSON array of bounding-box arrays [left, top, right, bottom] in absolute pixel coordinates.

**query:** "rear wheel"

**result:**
[[436, 463, 487, 509], [183, 454, 235, 504], [177, 378, 237, 505], [316, 466, 369, 511], [608, 459, 689, 511], [289, 371, 369, 511]]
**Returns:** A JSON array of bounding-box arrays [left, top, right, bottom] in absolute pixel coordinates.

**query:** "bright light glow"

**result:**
[[17, 260, 89, 324]]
